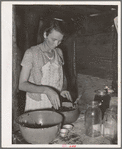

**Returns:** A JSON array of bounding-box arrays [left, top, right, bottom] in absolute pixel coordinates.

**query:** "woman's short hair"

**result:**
[[37, 17, 70, 44], [44, 18, 68, 36]]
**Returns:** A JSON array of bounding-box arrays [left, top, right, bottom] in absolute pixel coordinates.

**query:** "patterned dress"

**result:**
[[21, 43, 64, 111]]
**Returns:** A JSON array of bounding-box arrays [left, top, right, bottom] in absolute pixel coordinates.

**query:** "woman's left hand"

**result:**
[[60, 90, 72, 102]]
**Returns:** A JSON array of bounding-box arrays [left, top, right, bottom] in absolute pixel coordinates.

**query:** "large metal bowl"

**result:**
[[16, 110, 63, 144], [60, 102, 80, 124]]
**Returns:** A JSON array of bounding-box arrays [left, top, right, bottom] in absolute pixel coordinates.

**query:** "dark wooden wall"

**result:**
[[12, 6, 22, 131], [76, 31, 114, 79]]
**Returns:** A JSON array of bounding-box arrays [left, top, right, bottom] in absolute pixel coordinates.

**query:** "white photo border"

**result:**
[[1, 1, 121, 148]]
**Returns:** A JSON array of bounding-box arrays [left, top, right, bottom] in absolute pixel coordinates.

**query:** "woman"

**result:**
[[19, 18, 72, 111]]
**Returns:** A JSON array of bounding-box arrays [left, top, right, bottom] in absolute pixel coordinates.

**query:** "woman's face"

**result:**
[[44, 29, 64, 50]]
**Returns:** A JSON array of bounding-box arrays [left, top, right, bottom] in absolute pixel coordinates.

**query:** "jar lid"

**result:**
[[89, 101, 99, 107], [95, 89, 107, 96]]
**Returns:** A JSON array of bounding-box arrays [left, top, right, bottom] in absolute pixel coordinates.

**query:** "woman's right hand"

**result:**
[[46, 87, 60, 110]]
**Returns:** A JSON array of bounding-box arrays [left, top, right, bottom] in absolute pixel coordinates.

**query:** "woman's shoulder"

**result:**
[[25, 44, 44, 56], [55, 48, 64, 65], [29, 44, 42, 52], [55, 48, 63, 57]]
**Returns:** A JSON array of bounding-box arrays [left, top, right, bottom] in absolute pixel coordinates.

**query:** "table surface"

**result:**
[[52, 114, 113, 144], [13, 113, 115, 145]]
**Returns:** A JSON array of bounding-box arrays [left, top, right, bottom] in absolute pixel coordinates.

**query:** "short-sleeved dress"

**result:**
[[21, 43, 64, 111]]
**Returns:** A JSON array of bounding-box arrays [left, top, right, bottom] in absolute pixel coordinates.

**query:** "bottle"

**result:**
[[85, 101, 102, 137], [94, 89, 111, 119], [103, 107, 117, 143]]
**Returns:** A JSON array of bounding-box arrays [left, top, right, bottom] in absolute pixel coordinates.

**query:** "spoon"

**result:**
[[73, 95, 82, 107]]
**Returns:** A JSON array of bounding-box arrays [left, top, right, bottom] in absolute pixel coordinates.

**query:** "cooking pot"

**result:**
[[57, 101, 80, 125]]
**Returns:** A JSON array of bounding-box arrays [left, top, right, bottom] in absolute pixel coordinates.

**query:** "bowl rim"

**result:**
[[16, 109, 63, 125], [59, 106, 80, 114], [62, 124, 74, 128]]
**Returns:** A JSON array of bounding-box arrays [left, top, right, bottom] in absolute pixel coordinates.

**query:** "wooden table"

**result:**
[[13, 113, 113, 145]]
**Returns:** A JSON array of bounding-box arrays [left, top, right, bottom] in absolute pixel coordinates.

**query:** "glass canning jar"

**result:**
[[103, 107, 117, 142], [85, 101, 102, 137]]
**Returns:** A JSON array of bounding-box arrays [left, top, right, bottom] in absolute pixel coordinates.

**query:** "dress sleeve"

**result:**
[[21, 49, 33, 68]]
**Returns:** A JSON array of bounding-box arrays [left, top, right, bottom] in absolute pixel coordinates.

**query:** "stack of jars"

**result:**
[[85, 88, 117, 143]]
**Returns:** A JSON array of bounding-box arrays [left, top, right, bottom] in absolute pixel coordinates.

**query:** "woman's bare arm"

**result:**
[[19, 66, 47, 93], [19, 66, 60, 109]]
